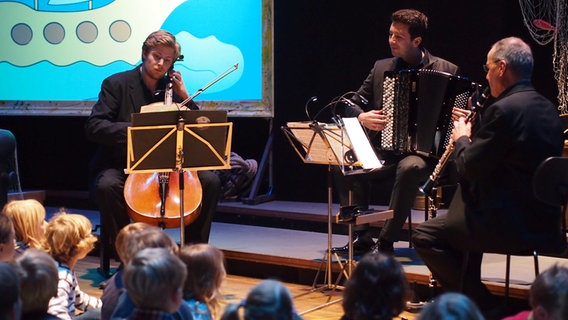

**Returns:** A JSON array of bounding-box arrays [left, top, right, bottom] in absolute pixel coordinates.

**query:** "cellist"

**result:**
[[85, 30, 222, 255]]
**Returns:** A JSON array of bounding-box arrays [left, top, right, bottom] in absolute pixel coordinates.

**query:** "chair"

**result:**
[[335, 208, 394, 279], [97, 214, 113, 278], [410, 167, 458, 248], [0, 129, 17, 208], [408, 186, 443, 248], [502, 157, 568, 304]]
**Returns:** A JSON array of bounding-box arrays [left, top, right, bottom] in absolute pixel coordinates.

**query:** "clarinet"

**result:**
[[419, 87, 490, 195]]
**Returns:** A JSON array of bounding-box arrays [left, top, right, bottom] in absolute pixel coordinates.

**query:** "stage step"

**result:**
[[216, 200, 435, 238], [8, 190, 46, 203], [45, 202, 568, 302], [207, 222, 568, 301]]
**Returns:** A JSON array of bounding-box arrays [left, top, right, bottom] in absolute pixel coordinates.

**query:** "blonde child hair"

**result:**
[[115, 222, 152, 264], [3, 199, 46, 249], [42, 211, 97, 264], [43, 211, 101, 320]]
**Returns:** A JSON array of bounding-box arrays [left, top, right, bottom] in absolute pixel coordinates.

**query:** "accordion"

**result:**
[[380, 69, 480, 158]]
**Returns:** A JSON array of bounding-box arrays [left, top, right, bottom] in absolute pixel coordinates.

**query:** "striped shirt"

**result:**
[[47, 262, 102, 320]]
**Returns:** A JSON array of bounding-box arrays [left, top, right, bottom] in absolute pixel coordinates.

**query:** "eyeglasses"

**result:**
[[483, 60, 502, 73]]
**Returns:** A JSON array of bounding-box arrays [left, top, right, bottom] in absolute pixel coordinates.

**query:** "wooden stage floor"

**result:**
[[77, 255, 422, 320], [51, 199, 568, 318]]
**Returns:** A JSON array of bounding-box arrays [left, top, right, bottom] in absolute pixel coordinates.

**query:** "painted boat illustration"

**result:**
[[0, 0, 187, 66], [0, 0, 248, 101]]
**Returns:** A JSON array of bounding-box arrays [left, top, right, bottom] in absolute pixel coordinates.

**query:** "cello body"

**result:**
[[124, 171, 202, 229]]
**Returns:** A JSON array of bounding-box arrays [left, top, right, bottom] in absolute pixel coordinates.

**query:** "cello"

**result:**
[[123, 61, 203, 230], [123, 63, 238, 231], [124, 169, 202, 229]]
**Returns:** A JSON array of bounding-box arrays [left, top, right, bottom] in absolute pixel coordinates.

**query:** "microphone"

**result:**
[[357, 93, 369, 105], [305, 96, 318, 121], [332, 114, 344, 127], [340, 97, 356, 107], [350, 91, 368, 105], [340, 92, 368, 108]]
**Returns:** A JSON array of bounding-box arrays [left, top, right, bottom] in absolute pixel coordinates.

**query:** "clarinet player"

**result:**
[[412, 37, 565, 317]]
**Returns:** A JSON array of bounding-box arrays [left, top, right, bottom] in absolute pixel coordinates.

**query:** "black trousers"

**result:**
[[412, 214, 495, 310], [92, 168, 221, 247]]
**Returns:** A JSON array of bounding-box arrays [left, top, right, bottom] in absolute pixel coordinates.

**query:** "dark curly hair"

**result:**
[[391, 9, 428, 40]]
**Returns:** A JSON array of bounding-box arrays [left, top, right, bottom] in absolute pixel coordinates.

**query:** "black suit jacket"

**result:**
[[447, 81, 565, 253], [344, 49, 459, 160], [345, 48, 459, 116], [85, 67, 198, 174]]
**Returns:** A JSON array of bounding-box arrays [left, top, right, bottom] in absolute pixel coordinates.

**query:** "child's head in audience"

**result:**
[[0, 213, 15, 262], [3, 199, 47, 252], [42, 211, 97, 267], [418, 292, 484, 320], [123, 225, 178, 264], [115, 222, 153, 264], [15, 248, 58, 318], [529, 264, 568, 320], [222, 279, 301, 320], [100, 224, 180, 320], [179, 243, 226, 315], [123, 247, 187, 313], [0, 262, 22, 320], [342, 252, 409, 320]]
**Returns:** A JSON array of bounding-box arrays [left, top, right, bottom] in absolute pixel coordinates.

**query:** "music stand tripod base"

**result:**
[[281, 123, 350, 314]]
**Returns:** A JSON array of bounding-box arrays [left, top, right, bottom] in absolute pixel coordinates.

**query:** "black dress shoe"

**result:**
[[331, 235, 375, 256], [371, 239, 394, 255]]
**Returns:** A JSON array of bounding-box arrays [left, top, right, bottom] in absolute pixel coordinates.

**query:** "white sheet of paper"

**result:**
[[342, 117, 382, 169]]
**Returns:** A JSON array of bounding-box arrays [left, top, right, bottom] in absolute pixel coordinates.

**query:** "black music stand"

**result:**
[[126, 110, 232, 245], [281, 119, 382, 314]]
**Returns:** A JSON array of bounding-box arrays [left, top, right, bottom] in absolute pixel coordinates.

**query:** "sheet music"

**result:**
[[140, 102, 180, 113], [342, 117, 382, 169], [285, 122, 346, 165]]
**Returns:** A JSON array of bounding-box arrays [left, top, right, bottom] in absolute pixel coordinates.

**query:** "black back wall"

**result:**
[[0, 1, 557, 206]]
